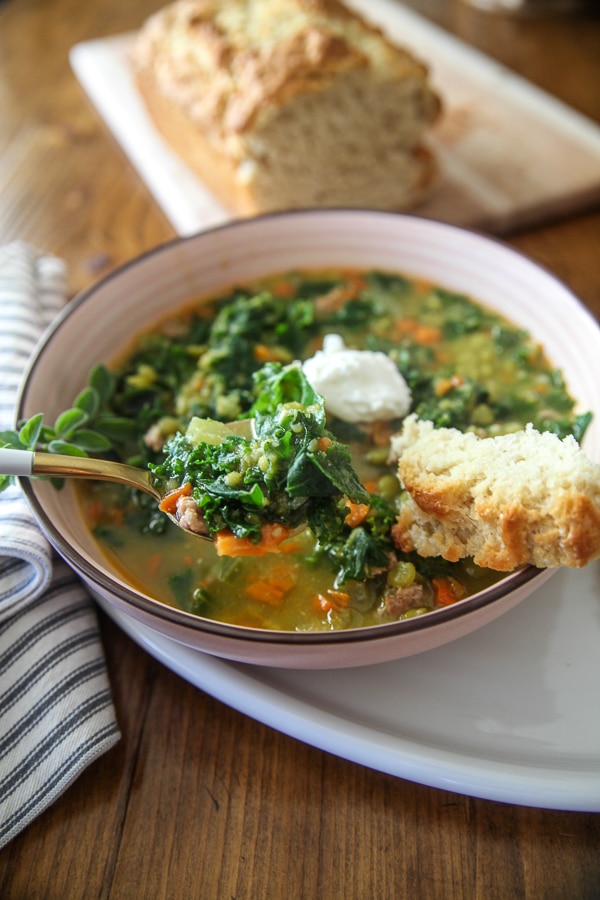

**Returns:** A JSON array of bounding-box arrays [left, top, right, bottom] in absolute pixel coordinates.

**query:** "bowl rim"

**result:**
[[16, 208, 581, 645]]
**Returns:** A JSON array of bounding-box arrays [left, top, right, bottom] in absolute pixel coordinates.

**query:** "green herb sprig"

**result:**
[[0, 364, 134, 492]]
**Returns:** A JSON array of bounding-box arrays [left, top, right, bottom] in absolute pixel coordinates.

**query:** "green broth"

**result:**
[[77, 269, 588, 631]]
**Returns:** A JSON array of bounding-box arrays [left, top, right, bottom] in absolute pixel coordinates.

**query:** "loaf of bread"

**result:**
[[130, 0, 441, 215], [390, 415, 600, 571]]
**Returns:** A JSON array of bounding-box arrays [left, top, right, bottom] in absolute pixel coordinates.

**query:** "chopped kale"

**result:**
[[150, 364, 369, 542], [312, 494, 397, 586]]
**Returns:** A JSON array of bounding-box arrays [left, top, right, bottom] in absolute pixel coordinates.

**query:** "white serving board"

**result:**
[[70, 1, 600, 236]]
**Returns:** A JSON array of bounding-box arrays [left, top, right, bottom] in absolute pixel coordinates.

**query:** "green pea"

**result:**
[[377, 474, 401, 501], [471, 403, 494, 426], [400, 606, 430, 619], [387, 561, 416, 588], [366, 446, 390, 466]]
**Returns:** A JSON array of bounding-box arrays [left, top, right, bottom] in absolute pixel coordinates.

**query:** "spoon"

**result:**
[[0, 418, 255, 540]]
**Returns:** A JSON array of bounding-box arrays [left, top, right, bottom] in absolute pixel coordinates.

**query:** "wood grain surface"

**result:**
[[0, 1, 599, 898]]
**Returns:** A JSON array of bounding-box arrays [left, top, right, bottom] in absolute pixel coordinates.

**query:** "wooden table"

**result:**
[[1, 0, 599, 896]]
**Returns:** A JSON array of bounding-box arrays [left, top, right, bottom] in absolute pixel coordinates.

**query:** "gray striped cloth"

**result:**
[[0, 243, 120, 850]]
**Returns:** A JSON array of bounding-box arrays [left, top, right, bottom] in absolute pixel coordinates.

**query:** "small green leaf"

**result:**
[[47, 440, 89, 457], [54, 408, 89, 437], [70, 429, 112, 452], [0, 473, 14, 492], [19, 414, 44, 449], [39, 425, 57, 444], [0, 430, 25, 450], [89, 364, 115, 404], [94, 415, 139, 443], [74, 386, 100, 418]]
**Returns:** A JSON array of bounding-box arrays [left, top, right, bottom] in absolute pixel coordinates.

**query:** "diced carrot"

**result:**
[[266, 564, 297, 592], [391, 317, 419, 339], [346, 272, 368, 293], [280, 540, 302, 554], [252, 344, 287, 362], [371, 421, 394, 447], [390, 317, 441, 345], [270, 280, 296, 297], [246, 579, 287, 606], [159, 482, 192, 515], [345, 501, 370, 528], [412, 278, 433, 295], [362, 480, 378, 494], [214, 522, 292, 557], [316, 436, 333, 452], [432, 576, 466, 607], [314, 589, 351, 614], [413, 325, 442, 345], [232, 611, 268, 629], [435, 374, 463, 396], [246, 563, 297, 606]]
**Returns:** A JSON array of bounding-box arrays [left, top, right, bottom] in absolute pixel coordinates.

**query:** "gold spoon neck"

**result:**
[[31, 452, 158, 499]]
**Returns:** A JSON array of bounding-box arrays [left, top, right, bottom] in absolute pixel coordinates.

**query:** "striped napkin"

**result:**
[[0, 243, 120, 850]]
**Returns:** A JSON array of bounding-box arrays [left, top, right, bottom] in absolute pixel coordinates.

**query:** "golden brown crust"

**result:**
[[131, 0, 437, 138], [391, 417, 600, 571], [135, 70, 257, 215], [130, 0, 441, 214]]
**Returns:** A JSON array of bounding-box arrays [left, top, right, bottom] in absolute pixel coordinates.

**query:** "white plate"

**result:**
[[69, 1, 600, 236], [96, 561, 600, 811]]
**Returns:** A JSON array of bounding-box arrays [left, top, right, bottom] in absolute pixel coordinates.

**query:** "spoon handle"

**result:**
[[0, 448, 35, 476], [0, 448, 156, 497]]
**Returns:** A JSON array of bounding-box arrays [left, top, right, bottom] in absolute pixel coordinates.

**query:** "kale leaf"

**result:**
[[151, 363, 369, 541]]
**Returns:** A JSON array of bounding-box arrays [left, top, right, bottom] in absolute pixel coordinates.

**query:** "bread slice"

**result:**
[[130, 0, 441, 215], [390, 415, 600, 571]]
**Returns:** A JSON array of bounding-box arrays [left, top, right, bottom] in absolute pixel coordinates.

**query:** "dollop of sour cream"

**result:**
[[302, 334, 412, 423]]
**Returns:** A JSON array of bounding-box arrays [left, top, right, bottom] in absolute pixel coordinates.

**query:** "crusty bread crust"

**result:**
[[135, 69, 259, 216], [391, 416, 600, 571], [130, 0, 441, 214]]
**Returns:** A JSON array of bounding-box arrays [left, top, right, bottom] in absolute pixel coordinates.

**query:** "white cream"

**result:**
[[302, 334, 412, 423]]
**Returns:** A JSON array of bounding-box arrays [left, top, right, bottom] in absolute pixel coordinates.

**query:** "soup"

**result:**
[[77, 269, 589, 631]]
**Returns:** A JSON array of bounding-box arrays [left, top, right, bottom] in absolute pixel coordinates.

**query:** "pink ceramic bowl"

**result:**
[[16, 211, 600, 668]]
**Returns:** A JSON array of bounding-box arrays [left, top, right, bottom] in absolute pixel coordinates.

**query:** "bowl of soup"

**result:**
[[16, 210, 600, 668]]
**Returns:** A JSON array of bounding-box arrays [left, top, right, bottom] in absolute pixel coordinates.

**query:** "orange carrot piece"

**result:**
[[246, 579, 286, 606], [362, 480, 378, 494], [265, 564, 297, 591], [233, 611, 268, 629], [436, 374, 465, 397], [159, 482, 192, 515], [280, 540, 303, 554], [412, 277, 433, 295], [214, 523, 292, 557], [433, 576, 466, 607], [413, 325, 442, 345], [345, 502, 370, 528], [347, 272, 368, 292], [371, 421, 394, 447], [314, 589, 351, 614], [253, 343, 279, 362], [316, 436, 333, 452], [271, 280, 296, 297], [391, 317, 419, 339]]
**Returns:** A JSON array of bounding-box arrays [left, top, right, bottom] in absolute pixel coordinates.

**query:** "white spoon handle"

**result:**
[[0, 448, 35, 477]]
